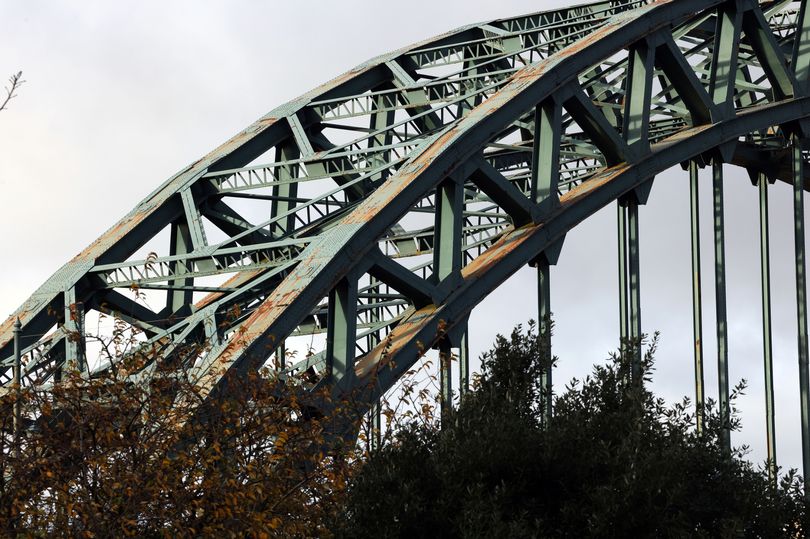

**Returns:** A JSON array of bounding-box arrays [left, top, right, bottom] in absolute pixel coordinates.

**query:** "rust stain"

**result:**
[[195, 269, 263, 310], [69, 210, 151, 265], [192, 116, 280, 169], [355, 307, 436, 379]]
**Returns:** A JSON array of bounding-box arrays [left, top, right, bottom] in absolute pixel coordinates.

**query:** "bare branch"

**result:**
[[0, 71, 25, 113]]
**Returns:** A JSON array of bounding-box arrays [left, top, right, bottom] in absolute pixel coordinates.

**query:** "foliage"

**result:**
[[0, 346, 356, 537], [338, 323, 808, 538]]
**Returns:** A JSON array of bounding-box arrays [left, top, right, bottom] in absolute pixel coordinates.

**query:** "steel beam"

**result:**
[[433, 177, 464, 284], [623, 39, 654, 150], [709, 2, 742, 115], [538, 260, 552, 425], [459, 330, 469, 398], [627, 201, 642, 378], [367, 275, 383, 450], [326, 277, 358, 388], [13, 318, 21, 455], [63, 287, 84, 374], [742, 6, 795, 100], [618, 203, 629, 352], [272, 141, 300, 236], [793, 0, 810, 95], [792, 134, 810, 495], [167, 222, 194, 314], [532, 99, 562, 206], [434, 176, 463, 416], [757, 172, 777, 483], [439, 340, 453, 421], [689, 161, 706, 434], [654, 35, 715, 125], [713, 161, 731, 453]]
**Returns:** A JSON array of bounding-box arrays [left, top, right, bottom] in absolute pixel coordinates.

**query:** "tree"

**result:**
[[338, 323, 808, 538], [0, 333, 357, 537]]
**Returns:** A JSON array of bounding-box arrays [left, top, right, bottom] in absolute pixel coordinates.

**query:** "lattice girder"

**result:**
[[2, 0, 810, 447]]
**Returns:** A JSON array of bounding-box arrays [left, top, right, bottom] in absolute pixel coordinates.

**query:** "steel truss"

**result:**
[[4, 0, 810, 490]]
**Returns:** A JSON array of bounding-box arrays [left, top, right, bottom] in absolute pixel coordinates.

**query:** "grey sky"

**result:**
[[1, 1, 807, 473]]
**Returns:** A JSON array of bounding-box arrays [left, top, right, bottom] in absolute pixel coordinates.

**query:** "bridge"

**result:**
[[2, 0, 810, 492]]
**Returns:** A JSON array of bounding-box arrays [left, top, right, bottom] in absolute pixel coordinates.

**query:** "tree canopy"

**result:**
[[338, 324, 808, 538]]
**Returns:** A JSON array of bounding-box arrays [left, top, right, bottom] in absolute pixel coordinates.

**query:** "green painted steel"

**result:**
[[713, 161, 731, 454], [689, 161, 706, 435], [12, 319, 21, 453], [5, 0, 810, 495], [327, 278, 358, 387], [459, 330, 469, 398], [618, 203, 629, 352], [792, 134, 810, 494], [628, 201, 642, 379], [439, 341, 453, 419], [758, 173, 777, 484], [538, 262, 552, 425]]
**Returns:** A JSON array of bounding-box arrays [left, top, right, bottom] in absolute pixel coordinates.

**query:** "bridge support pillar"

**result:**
[[439, 340, 453, 422], [689, 161, 706, 435], [791, 134, 810, 496], [713, 161, 731, 454], [531, 97, 562, 423], [13, 318, 21, 458], [618, 200, 642, 380], [459, 330, 469, 398], [756, 171, 777, 484], [538, 261, 552, 425], [275, 340, 286, 370], [433, 176, 463, 420]]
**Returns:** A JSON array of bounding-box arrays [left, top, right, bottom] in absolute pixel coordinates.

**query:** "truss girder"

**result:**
[[4, 0, 810, 460]]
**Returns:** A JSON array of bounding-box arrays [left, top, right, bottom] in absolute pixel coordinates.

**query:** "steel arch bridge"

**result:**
[[4, 0, 810, 488]]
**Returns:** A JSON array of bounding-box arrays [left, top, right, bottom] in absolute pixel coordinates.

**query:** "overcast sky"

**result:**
[[2, 0, 808, 473]]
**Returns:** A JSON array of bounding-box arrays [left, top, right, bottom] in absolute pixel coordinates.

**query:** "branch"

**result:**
[[0, 71, 25, 113]]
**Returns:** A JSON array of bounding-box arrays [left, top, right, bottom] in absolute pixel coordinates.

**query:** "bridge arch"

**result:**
[[3, 0, 810, 489]]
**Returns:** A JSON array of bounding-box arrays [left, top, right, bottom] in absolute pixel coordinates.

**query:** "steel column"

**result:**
[[538, 260, 552, 424], [618, 203, 629, 351], [326, 277, 358, 388], [64, 287, 84, 373], [275, 341, 286, 370], [618, 199, 642, 378], [628, 201, 642, 378], [459, 330, 469, 398], [167, 222, 194, 313], [532, 95, 561, 421], [689, 161, 706, 435], [439, 340, 453, 421], [713, 161, 731, 453], [794, 0, 810, 91], [433, 177, 463, 417], [758, 172, 777, 483], [792, 134, 810, 495], [709, 3, 742, 116], [368, 276, 383, 450], [13, 318, 21, 457], [622, 40, 654, 150], [433, 178, 463, 283], [273, 142, 300, 235], [531, 99, 561, 206]]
